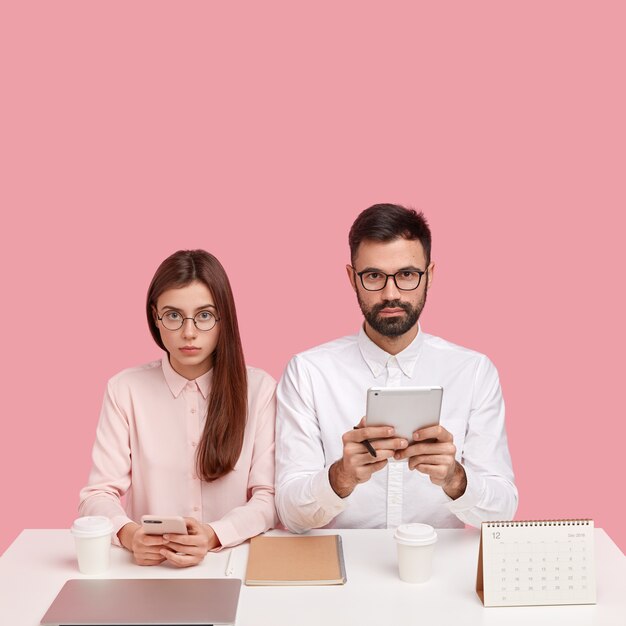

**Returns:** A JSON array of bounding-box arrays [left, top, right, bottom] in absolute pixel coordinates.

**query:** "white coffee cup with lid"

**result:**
[[393, 523, 438, 583], [71, 516, 114, 574]]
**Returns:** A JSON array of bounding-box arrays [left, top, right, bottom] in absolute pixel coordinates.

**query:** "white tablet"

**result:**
[[366, 386, 443, 440]]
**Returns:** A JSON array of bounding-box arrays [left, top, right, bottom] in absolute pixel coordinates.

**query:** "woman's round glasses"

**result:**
[[157, 310, 219, 331]]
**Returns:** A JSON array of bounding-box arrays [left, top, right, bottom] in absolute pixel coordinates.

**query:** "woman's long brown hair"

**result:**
[[146, 250, 247, 482]]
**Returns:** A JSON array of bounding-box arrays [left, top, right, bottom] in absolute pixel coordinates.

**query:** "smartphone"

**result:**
[[141, 515, 188, 535], [366, 386, 443, 440]]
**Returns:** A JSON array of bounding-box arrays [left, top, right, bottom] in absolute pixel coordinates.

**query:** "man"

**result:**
[[275, 203, 517, 532]]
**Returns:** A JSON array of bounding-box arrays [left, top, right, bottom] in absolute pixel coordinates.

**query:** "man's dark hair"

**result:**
[[348, 203, 432, 266]]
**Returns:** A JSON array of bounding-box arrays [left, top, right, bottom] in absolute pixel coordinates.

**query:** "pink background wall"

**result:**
[[1, 2, 624, 555]]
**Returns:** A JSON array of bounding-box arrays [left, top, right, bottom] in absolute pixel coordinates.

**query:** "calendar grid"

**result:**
[[477, 519, 596, 607]]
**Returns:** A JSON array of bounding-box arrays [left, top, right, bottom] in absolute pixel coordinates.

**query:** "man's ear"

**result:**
[[346, 264, 358, 292], [426, 263, 435, 289]]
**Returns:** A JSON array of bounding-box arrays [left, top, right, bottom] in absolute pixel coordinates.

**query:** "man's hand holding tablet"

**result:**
[[328, 417, 408, 498], [394, 423, 467, 499], [365, 386, 467, 500]]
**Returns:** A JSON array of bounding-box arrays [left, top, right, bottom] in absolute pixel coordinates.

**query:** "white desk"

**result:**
[[1, 528, 624, 625]]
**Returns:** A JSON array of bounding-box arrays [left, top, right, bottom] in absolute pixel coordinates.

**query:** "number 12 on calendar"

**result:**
[[476, 519, 596, 607]]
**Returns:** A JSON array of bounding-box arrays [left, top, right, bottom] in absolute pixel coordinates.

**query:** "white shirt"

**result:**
[[275, 325, 518, 532]]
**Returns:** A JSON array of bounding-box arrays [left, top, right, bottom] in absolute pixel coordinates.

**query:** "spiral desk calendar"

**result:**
[[476, 519, 596, 607]]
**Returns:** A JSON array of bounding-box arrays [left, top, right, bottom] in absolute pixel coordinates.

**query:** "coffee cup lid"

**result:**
[[71, 516, 114, 538], [394, 523, 438, 546]]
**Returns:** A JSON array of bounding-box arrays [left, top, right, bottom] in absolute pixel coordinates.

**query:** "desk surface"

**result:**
[[1, 528, 624, 626]]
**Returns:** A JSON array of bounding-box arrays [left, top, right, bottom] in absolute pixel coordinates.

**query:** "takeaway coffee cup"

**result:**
[[71, 516, 114, 574], [393, 523, 438, 583]]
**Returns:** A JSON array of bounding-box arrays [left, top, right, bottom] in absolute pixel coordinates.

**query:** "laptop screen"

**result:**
[[40, 578, 241, 626]]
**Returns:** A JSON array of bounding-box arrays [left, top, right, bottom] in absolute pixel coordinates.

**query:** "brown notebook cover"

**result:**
[[245, 535, 347, 586]]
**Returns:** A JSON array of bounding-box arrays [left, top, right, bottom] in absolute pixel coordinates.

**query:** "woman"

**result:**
[[79, 250, 277, 567]]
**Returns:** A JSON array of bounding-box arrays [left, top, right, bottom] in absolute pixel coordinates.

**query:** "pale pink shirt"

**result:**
[[79, 356, 277, 548]]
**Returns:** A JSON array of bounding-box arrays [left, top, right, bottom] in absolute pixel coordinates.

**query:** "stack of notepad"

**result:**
[[245, 535, 347, 586]]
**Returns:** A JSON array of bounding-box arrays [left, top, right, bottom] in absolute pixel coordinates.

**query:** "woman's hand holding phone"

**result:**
[[118, 522, 167, 566], [119, 517, 221, 567], [159, 518, 221, 568]]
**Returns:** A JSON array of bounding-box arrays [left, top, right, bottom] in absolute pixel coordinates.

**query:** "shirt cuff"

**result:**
[[208, 519, 241, 550], [311, 464, 350, 516], [445, 464, 485, 515], [111, 515, 134, 547]]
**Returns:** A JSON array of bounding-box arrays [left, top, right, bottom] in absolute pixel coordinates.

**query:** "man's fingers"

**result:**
[[395, 441, 456, 460], [413, 424, 453, 442], [355, 459, 389, 481], [368, 459, 390, 473], [421, 454, 454, 465], [346, 425, 395, 443], [334, 420, 401, 496], [404, 454, 454, 465], [346, 438, 406, 454], [345, 442, 396, 463], [372, 437, 408, 451], [409, 462, 448, 479]]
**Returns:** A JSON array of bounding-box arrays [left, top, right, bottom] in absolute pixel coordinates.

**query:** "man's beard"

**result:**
[[357, 288, 427, 338]]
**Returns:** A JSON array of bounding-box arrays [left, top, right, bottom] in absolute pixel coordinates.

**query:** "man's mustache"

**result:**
[[370, 300, 412, 315]]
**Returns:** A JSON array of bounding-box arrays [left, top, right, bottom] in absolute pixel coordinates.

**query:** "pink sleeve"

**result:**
[[78, 380, 134, 545], [209, 377, 277, 548]]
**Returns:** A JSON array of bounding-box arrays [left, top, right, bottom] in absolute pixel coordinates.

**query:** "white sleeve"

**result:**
[[275, 356, 347, 533], [446, 356, 518, 526]]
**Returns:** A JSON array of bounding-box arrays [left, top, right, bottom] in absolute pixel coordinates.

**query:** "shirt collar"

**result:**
[[357, 323, 425, 378], [161, 355, 212, 399]]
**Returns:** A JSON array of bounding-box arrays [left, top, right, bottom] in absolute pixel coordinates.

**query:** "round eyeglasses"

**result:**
[[157, 310, 219, 331], [352, 267, 426, 291]]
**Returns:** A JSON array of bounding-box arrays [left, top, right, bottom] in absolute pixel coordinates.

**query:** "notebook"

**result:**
[[476, 519, 596, 607], [40, 578, 241, 626], [245, 534, 347, 585]]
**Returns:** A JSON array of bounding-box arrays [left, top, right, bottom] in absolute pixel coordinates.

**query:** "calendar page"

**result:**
[[476, 519, 596, 607]]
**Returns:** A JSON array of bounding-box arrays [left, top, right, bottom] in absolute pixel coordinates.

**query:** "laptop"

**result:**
[[40, 578, 241, 626]]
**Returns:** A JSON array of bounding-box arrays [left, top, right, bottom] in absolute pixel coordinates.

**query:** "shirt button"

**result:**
[[190, 408, 196, 414], [193, 506, 200, 512], [191, 441, 197, 447]]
